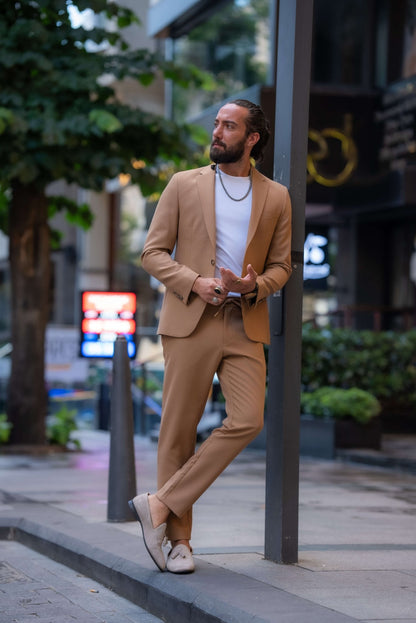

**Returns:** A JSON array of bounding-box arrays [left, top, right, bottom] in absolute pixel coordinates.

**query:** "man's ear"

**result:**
[[247, 132, 260, 147]]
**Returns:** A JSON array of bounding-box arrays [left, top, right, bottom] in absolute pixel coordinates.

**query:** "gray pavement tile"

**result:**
[[16, 618, 101, 623], [197, 552, 416, 620], [298, 549, 416, 571], [305, 589, 416, 621], [0, 541, 163, 623], [149, 560, 358, 622], [271, 570, 416, 620], [99, 613, 144, 623], [36, 586, 77, 604]]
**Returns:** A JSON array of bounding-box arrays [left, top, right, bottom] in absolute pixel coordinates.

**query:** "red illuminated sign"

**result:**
[[80, 291, 137, 358]]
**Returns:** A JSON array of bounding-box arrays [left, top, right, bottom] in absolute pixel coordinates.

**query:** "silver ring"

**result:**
[[214, 286, 222, 295], [212, 296, 219, 304]]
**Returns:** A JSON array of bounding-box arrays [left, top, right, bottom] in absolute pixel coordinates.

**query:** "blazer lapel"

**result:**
[[245, 168, 269, 248], [197, 166, 216, 250]]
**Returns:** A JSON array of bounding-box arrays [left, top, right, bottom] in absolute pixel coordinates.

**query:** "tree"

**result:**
[[0, 0, 210, 445]]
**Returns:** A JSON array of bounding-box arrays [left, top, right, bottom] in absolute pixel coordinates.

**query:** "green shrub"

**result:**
[[47, 406, 81, 449], [301, 387, 381, 424], [301, 325, 416, 411], [0, 414, 12, 444]]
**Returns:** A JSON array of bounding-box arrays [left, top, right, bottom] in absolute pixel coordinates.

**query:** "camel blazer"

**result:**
[[141, 165, 292, 344]]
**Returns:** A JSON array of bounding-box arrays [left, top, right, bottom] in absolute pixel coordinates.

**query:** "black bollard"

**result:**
[[107, 336, 137, 521]]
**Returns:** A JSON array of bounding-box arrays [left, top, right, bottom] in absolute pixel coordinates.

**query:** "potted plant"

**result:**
[[301, 324, 416, 433], [300, 386, 382, 459], [46, 406, 81, 450]]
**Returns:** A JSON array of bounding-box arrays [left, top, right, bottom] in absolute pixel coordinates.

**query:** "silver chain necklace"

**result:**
[[216, 165, 252, 202]]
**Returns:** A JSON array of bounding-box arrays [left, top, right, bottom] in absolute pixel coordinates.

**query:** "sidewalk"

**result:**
[[1, 429, 416, 622]]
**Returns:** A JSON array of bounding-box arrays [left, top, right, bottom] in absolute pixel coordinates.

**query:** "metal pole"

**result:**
[[107, 336, 137, 522], [265, 0, 313, 563], [140, 362, 147, 435]]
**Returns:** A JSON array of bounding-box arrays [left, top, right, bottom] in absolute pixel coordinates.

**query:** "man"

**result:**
[[129, 99, 292, 573]]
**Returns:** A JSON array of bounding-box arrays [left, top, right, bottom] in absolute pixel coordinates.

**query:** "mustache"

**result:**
[[211, 140, 226, 148]]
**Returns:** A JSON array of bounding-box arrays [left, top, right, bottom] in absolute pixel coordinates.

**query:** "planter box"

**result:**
[[248, 416, 382, 457], [300, 415, 382, 459], [334, 417, 382, 450], [300, 416, 336, 459]]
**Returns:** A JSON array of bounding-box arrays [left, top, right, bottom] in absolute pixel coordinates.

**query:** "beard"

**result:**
[[209, 137, 247, 163]]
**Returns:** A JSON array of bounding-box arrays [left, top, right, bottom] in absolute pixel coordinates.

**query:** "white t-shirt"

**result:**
[[214, 168, 252, 295]]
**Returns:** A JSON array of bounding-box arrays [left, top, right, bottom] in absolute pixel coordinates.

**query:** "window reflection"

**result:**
[[403, 0, 416, 77], [171, 0, 270, 122], [313, 0, 369, 86]]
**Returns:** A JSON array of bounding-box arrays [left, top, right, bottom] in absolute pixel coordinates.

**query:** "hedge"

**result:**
[[301, 324, 416, 412], [300, 386, 381, 424]]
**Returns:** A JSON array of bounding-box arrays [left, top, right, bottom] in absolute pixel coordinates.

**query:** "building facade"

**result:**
[[145, 0, 416, 331], [3, 0, 415, 383]]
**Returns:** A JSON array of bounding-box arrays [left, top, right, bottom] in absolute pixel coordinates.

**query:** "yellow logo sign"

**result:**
[[307, 114, 358, 187]]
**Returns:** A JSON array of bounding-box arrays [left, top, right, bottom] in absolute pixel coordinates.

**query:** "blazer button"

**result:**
[[211, 259, 215, 265]]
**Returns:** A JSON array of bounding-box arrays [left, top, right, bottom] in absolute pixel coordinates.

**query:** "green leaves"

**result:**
[[302, 325, 416, 413], [0, 1, 212, 195], [162, 62, 216, 90], [0, 182, 10, 234], [48, 194, 94, 250], [0, 414, 12, 445], [46, 406, 81, 449], [48, 195, 93, 228], [187, 123, 209, 146], [301, 387, 381, 424], [0, 107, 13, 134], [137, 72, 155, 86], [89, 109, 123, 134]]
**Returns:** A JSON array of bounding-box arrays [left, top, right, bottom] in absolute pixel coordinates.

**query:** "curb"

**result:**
[[336, 449, 416, 474], [0, 515, 248, 623], [0, 501, 358, 623]]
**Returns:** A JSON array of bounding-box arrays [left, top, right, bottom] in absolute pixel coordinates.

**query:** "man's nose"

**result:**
[[213, 125, 222, 139]]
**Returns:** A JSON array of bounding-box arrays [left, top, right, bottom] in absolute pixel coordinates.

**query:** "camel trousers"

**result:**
[[156, 298, 266, 542]]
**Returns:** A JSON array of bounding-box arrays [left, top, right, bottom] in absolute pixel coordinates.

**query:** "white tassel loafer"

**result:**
[[129, 494, 167, 571], [167, 544, 195, 574]]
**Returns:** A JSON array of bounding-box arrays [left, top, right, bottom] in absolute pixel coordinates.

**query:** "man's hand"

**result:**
[[192, 276, 229, 305], [220, 264, 258, 294]]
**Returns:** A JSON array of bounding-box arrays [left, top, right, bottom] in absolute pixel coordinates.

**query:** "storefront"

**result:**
[[146, 0, 416, 330]]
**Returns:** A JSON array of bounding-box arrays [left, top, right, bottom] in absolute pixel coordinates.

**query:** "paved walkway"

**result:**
[[0, 541, 161, 623], [1, 430, 416, 622]]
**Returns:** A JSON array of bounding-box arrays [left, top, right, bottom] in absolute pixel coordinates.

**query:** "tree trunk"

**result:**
[[8, 183, 51, 445]]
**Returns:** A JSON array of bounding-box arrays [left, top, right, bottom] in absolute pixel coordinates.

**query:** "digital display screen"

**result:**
[[80, 291, 137, 358]]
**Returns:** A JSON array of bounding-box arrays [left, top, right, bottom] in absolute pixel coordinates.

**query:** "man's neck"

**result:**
[[217, 161, 251, 177]]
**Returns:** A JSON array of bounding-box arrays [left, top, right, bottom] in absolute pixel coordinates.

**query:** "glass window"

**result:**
[[171, 0, 270, 122], [403, 0, 416, 77], [313, 0, 370, 86]]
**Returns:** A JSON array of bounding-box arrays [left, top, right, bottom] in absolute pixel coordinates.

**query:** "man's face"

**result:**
[[209, 104, 251, 164]]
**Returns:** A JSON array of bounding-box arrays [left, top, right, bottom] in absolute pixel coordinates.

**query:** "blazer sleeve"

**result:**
[[252, 184, 292, 305], [262, 185, 292, 292], [141, 174, 199, 305]]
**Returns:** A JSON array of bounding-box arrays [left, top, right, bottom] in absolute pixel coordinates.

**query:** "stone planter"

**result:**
[[248, 415, 382, 456], [299, 416, 336, 459], [300, 415, 382, 459]]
